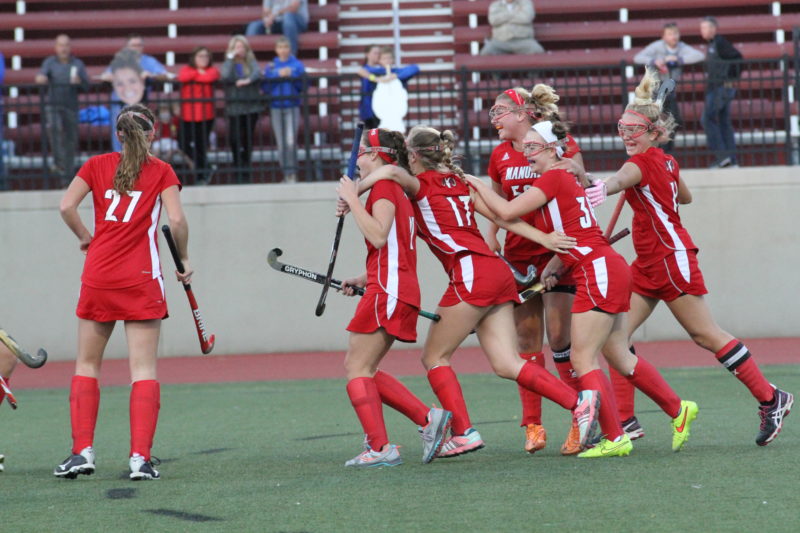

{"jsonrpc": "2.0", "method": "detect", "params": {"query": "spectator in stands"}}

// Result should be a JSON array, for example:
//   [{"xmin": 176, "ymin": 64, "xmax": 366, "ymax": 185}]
[
  {"xmin": 35, "ymin": 34, "xmax": 90, "ymax": 183},
  {"xmin": 634, "ymin": 23, "xmax": 704, "ymax": 153},
  {"xmin": 700, "ymin": 16, "xmax": 742, "ymax": 168},
  {"xmin": 0, "ymin": 50, "xmax": 5, "ymax": 186},
  {"xmin": 102, "ymin": 35, "xmax": 170, "ymax": 152},
  {"xmin": 152, "ymin": 101, "xmax": 195, "ymax": 179},
  {"xmin": 357, "ymin": 46, "xmax": 419, "ymax": 130},
  {"xmin": 480, "ymin": 0, "xmax": 544, "ymax": 56},
  {"xmin": 178, "ymin": 46, "xmax": 220, "ymax": 185},
  {"xmin": 263, "ymin": 36, "xmax": 305, "ymax": 183},
  {"xmin": 245, "ymin": 0, "xmax": 309, "ymax": 57},
  {"xmin": 221, "ymin": 35, "xmax": 263, "ymax": 183}
]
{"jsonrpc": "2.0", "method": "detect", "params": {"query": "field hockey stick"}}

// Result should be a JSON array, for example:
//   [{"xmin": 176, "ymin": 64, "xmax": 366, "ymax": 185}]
[
  {"xmin": 519, "ymin": 228, "xmax": 631, "ymax": 302},
  {"xmin": 495, "ymin": 252, "xmax": 537, "ymax": 285},
  {"xmin": 0, "ymin": 375, "xmax": 17, "ymax": 409},
  {"xmin": 655, "ymin": 78, "xmax": 676, "ymax": 108},
  {"xmin": 161, "ymin": 225, "xmax": 216, "ymax": 354},
  {"xmin": 0, "ymin": 326, "xmax": 47, "ymax": 369},
  {"xmin": 604, "ymin": 194, "xmax": 626, "ymax": 240},
  {"xmin": 316, "ymin": 122, "xmax": 365, "ymax": 317},
  {"xmin": 269, "ymin": 248, "xmax": 441, "ymax": 322}
]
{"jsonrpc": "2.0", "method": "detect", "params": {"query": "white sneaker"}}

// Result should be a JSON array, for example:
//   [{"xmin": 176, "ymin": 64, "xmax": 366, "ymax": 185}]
[
  {"xmin": 54, "ymin": 446, "xmax": 95, "ymax": 478},
  {"xmin": 419, "ymin": 407, "xmax": 452, "ymax": 464},
  {"xmin": 344, "ymin": 444, "xmax": 403, "ymax": 467},
  {"xmin": 129, "ymin": 453, "xmax": 161, "ymax": 480}
]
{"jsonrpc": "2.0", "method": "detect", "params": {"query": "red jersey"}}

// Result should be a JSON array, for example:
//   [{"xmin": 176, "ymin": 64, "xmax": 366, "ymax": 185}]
[
  {"xmin": 363, "ymin": 180, "xmax": 420, "ymax": 308},
  {"xmin": 158, "ymin": 116, "xmax": 179, "ymax": 140},
  {"xmin": 177, "ymin": 65, "xmax": 220, "ymax": 122},
  {"xmin": 413, "ymin": 170, "xmax": 495, "ymax": 272},
  {"xmin": 78, "ymin": 153, "xmax": 181, "ymax": 289},
  {"xmin": 623, "ymin": 147, "xmax": 698, "ymax": 266},
  {"xmin": 488, "ymin": 135, "xmax": 581, "ymax": 261},
  {"xmin": 532, "ymin": 168, "xmax": 609, "ymax": 268}
]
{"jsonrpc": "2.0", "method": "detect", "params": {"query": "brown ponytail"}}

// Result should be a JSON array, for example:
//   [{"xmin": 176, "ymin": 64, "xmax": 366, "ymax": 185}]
[
  {"xmin": 406, "ymin": 125, "xmax": 466, "ymax": 181},
  {"xmin": 113, "ymin": 104, "xmax": 155, "ymax": 194},
  {"xmin": 361, "ymin": 128, "xmax": 411, "ymax": 172}
]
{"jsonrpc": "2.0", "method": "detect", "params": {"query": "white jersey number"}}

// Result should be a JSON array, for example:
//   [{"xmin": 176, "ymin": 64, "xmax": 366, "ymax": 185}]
[
  {"xmin": 104, "ymin": 189, "xmax": 142, "ymax": 223},
  {"xmin": 576, "ymin": 197, "xmax": 597, "ymax": 229},
  {"xmin": 446, "ymin": 195, "xmax": 473, "ymax": 227}
]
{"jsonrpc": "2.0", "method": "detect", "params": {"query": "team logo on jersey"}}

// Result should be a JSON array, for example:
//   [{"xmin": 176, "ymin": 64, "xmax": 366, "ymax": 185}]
[
  {"xmin": 504, "ymin": 166, "xmax": 533, "ymax": 181},
  {"xmin": 665, "ymin": 159, "xmax": 675, "ymax": 172},
  {"xmin": 442, "ymin": 176, "xmax": 458, "ymax": 188},
  {"xmin": 501, "ymin": 152, "xmax": 510, "ymax": 161}
]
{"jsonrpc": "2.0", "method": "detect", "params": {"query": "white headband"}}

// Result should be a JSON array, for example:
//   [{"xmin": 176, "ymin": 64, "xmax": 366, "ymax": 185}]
[{"xmin": 531, "ymin": 120, "xmax": 564, "ymax": 157}]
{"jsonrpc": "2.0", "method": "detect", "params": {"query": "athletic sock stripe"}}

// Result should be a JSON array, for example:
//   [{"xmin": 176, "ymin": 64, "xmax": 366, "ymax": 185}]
[
  {"xmin": 718, "ymin": 343, "xmax": 750, "ymax": 371},
  {"xmin": 552, "ymin": 347, "xmax": 571, "ymax": 363}
]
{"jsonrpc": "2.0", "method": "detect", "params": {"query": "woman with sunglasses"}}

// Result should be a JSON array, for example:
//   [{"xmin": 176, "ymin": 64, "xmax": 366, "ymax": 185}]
[
  {"xmin": 335, "ymin": 128, "xmax": 453, "ymax": 468},
  {"xmin": 582, "ymin": 69, "xmax": 792, "ymax": 447},
  {"xmin": 353, "ymin": 125, "xmax": 602, "ymax": 459},
  {"xmin": 469, "ymin": 116, "xmax": 699, "ymax": 457},
  {"xmin": 485, "ymin": 84, "xmax": 584, "ymax": 455}
]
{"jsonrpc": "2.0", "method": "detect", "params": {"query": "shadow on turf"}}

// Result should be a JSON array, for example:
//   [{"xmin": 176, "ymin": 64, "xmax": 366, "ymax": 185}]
[
  {"xmin": 106, "ymin": 488, "xmax": 136, "ymax": 499},
  {"xmin": 145, "ymin": 509, "xmax": 223, "ymax": 522},
  {"xmin": 297, "ymin": 419, "xmax": 518, "ymax": 441}
]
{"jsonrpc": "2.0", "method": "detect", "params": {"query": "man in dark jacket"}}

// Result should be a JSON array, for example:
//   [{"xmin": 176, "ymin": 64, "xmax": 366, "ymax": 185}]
[{"xmin": 700, "ymin": 16, "xmax": 742, "ymax": 168}]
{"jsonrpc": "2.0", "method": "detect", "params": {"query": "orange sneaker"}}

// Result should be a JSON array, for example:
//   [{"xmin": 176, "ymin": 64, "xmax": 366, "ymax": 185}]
[
  {"xmin": 524, "ymin": 424, "xmax": 547, "ymax": 454},
  {"xmin": 560, "ymin": 422, "xmax": 582, "ymax": 455}
]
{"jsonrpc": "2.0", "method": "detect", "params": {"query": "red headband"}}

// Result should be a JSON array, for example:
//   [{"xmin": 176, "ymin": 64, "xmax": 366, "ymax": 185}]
[
  {"xmin": 504, "ymin": 89, "xmax": 524, "ymax": 106},
  {"xmin": 368, "ymin": 128, "xmax": 397, "ymax": 164}
]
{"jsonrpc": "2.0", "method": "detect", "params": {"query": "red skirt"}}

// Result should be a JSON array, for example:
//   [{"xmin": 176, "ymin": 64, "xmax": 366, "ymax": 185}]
[
  {"xmin": 77, "ymin": 278, "xmax": 168, "ymax": 322},
  {"xmin": 439, "ymin": 253, "xmax": 520, "ymax": 307},
  {"xmin": 347, "ymin": 290, "xmax": 419, "ymax": 343},
  {"xmin": 631, "ymin": 250, "xmax": 708, "ymax": 302},
  {"xmin": 571, "ymin": 250, "xmax": 631, "ymax": 314}
]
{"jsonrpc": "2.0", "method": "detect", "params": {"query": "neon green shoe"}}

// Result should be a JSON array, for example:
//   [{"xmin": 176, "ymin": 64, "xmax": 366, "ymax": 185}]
[
  {"xmin": 578, "ymin": 434, "xmax": 633, "ymax": 458},
  {"xmin": 671, "ymin": 400, "xmax": 699, "ymax": 452}
]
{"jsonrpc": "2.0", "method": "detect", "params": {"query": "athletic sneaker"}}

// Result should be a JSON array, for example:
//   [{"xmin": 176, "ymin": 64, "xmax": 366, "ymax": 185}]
[
  {"xmin": 578, "ymin": 434, "xmax": 633, "ymax": 458},
  {"xmin": 588, "ymin": 416, "xmax": 646, "ymax": 448},
  {"xmin": 54, "ymin": 446, "xmax": 96, "ymax": 479},
  {"xmin": 129, "ymin": 454, "xmax": 161, "ymax": 480},
  {"xmin": 560, "ymin": 422, "xmax": 582, "ymax": 456},
  {"xmin": 671, "ymin": 400, "xmax": 699, "ymax": 452},
  {"xmin": 756, "ymin": 388, "xmax": 794, "ymax": 446},
  {"xmin": 524, "ymin": 424, "xmax": 547, "ymax": 454},
  {"xmin": 344, "ymin": 444, "xmax": 403, "ymax": 468},
  {"xmin": 622, "ymin": 416, "xmax": 646, "ymax": 440},
  {"xmin": 437, "ymin": 428, "xmax": 485, "ymax": 458},
  {"xmin": 419, "ymin": 407, "xmax": 452, "ymax": 464},
  {"xmin": 573, "ymin": 390, "xmax": 600, "ymax": 450}
]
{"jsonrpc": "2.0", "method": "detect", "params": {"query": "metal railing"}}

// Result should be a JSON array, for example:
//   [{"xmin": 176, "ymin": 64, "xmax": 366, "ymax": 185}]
[{"xmin": 1, "ymin": 54, "xmax": 797, "ymax": 190}]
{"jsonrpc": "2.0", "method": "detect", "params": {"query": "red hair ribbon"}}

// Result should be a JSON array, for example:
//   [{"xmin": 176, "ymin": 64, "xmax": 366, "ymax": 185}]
[
  {"xmin": 504, "ymin": 89, "xmax": 524, "ymax": 106},
  {"xmin": 368, "ymin": 128, "xmax": 397, "ymax": 164}
]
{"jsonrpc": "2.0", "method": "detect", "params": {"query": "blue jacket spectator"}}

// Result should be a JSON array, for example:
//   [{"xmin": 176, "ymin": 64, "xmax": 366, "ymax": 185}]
[
  {"xmin": 357, "ymin": 46, "xmax": 419, "ymax": 129},
  {"xmin": 263, "ymin": 53, "xmax": 305, "ymax": 108},
  {"xmin": 262, "ymin": 37, "xmax": 305, "ymax": 183}
]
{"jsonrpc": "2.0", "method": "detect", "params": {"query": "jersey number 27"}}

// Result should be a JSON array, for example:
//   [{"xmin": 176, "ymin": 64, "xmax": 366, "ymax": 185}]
[{"xmin": 104, "ymin": 189, "xmax": 142, "ymax": 223}]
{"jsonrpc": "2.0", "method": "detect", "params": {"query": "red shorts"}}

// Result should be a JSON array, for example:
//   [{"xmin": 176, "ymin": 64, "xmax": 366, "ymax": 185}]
[
  {"xmin": 439, "ymin": 253, "xmax": 519, "ymax": 307},
  {"xmin": 507, "ymin": 254, "xmax": 575, "ymax": 289},
  {"xmin": 631, "ymin": 250, "xmax": 708, "ymax": 302},
  {"xmin": 76, "ymin": 278, "xmax": 168, "ymax": 322},
  {"xmin": 347, "ymin": 290, "xmax": 419, "ymax": 343},
  {"xmin": 571, "ymin": 250, "xmax": 631, "ymax": 314}
]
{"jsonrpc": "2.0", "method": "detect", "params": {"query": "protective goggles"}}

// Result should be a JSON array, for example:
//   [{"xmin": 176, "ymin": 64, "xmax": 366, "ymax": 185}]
[
  {"xmin": 617, "ymin": 121, "xmax": 652, "ymax": 139},
  {"xmin": 357, "ymin": 146, "xmax": 397, "ymax": 159},
  {"xmin": 522, "ymin": 140, "xmax": 564, "ymax": 158}
]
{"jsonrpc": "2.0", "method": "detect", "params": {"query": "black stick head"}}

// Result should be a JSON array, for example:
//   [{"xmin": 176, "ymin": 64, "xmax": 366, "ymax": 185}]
[{"xmin": 315, "ymin": 303, "xmax": 326, "ymax": 316}]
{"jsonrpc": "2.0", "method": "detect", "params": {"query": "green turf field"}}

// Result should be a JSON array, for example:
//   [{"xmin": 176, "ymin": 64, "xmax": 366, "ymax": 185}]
[{"xmin": 2, "ymin": 365, "xmax": 799, "ymax": 533}]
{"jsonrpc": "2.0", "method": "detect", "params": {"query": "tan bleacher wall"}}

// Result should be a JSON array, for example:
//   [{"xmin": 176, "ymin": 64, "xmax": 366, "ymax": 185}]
[{"xmin": 0, "ymin": 166, "xmax": 797, "ymax": 361}]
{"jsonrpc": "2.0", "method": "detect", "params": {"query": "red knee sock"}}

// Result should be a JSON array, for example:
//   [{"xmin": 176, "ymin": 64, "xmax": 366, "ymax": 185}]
[
  {"xmin": 373, "ymin": 370, "xmax": 429, "ymax": 426},
  {"xmin": 427, "ymin": 366, "xmax": 472, "ymax": 436},
  {"xmin": 346, "ymin": 377, "xmax": 388, "ymax": 452},
  {"xmin": 609, "ymin": 366, "xmax": 636, "ymax": 420},
  {"xmin": 130, "ymin": 380, "xmax": 160, "ymax": 461},
  {"xmin": 516, "ymin": 360, "xmax": 577, "ymax": 411},
  {"xmin": 716, "ymin": 339, "xmax": 774, "ymax": 403},
  {"xmin": 552, "ymin": 345, "xmax": 580, "ymax": 391},
  {"xmin": 579, "ymin": 369, "xmax": 623, "ymax": 442},
  {"xmin": 625, "ymin": 357, "xmax": 682, "ymax": 418},
  {"xmin": 518, "ymin": 352, "xmax": 544, "ymax": 426},
  {"xmin": 0, "ymin": 376, "xmax": 8, "ymax": 405},
  {"xmin": 70, "ymin": 375, "xmax": 100, "ymax": 454}
]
